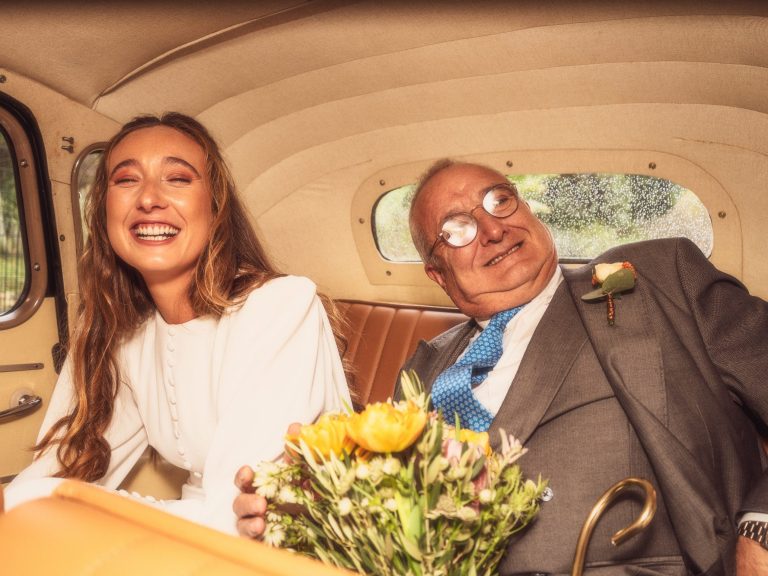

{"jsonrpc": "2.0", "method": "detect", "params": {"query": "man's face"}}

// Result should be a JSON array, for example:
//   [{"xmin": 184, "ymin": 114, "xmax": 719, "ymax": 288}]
[{"xmin": 413, "ymin": 163, "xmax": 558, "ymax": 319}]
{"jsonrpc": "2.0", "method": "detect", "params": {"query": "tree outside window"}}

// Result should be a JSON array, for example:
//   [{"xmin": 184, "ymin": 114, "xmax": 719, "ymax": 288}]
[
  {"xmin": 0, "ymin": 132, "xmax": 25, "ymax": 314},
  {"xmin": 373, "ymin": 173, "xmax": 712, "ymax": 263}
]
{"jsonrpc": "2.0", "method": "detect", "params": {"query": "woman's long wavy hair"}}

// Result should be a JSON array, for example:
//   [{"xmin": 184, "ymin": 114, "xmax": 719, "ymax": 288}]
[{"xmin": 36, "ymin": 112, "xmax": 350, "ymax": 481}]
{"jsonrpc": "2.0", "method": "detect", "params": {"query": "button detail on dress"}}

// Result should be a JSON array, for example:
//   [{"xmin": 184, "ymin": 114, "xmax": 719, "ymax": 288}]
[
  {"xmin": 168, "ymin": 327, "xmax": 176, "ymax": 336},
  {"xmin": 540, "ymin": 487, "xmax": 554, "ymax": 502},
  {"xmin": 167, "ymin": 343, "xmax": 175, "ymax": 352}
]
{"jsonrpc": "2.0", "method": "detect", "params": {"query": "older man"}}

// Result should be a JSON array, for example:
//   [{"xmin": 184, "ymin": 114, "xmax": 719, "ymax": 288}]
[
  {"xmin": 235, "ymin": 160, "xmax": 768, "ymax": 575},
  {"xmin": 397, "ymin": 159, "xmax": 768, "ymax": 575}
]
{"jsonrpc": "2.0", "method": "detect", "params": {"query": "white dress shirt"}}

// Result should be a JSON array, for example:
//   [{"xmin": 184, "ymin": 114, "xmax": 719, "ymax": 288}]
[{"xmin": 471, "ymin": 267, "xmax": 563, "ymax": 416}]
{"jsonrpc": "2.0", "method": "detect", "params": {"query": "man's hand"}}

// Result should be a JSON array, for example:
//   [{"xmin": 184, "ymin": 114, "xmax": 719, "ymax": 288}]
[
  {"xmin": 736, "ymin": 536, "xmax": 768, "ymax": 575},
  {"xmin": 233, "ymin": 465, "xmax": 267, "ymax": 539}
]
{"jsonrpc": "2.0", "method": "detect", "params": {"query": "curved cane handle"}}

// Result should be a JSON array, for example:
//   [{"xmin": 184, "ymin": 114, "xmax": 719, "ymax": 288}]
[{"xmin": 571, "ymin": 477, "xmax": 657, "ymax": 576}]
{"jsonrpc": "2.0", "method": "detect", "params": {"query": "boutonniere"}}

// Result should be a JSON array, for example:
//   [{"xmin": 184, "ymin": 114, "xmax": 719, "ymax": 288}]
[{"xmin": 581, "ymin": 261, "xmax": 637, "ymax": 325}]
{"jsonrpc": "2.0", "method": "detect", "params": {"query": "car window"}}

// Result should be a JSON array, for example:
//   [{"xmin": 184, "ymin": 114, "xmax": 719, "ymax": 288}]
[
  {"xmin": 0, "ymin": 101, "xmax": 49, "ymax": 328},
  {"xmin": 71, "ymin": 145, "xmax": 104, "ymax": 255},
  {"xmin": 373, "ymin": 173, "xmax": 712, "ymax": 262},
  {"xmin": 0, "ymin": 128, "xmax": 25, "ymax": 315}
]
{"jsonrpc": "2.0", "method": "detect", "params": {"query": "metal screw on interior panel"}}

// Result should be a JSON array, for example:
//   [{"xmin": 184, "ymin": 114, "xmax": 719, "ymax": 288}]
[
  {"xmin": 59, "ymin": 234, "xmax": 65, "ymax": 241},
  {"xmin": 358, "ymin": 217, "xmax": 365, "ymax": 224},
  {"xmin": 649, "ymin": 162, "xmax": 657, "ymax": 170},
  {"xmin": 718, "ymin": 211, "xmax": 726, "ymax": 219},
  {"xmin": 33, "ymin": 263, "xmax": 41, "ymax": 271},
  {"xmin": 385, "ymin": 270, "xmax": 392, "ymax": 276},
  {"xmin": 61, "ymin": 136, "xmax": 75, "ymax": 153},
  {"xmin": 0, "ymin": 75, "xmax": 6, "ymax": 83},
  {"xmin": 506, "ymin": 160, "xmax": 513, "ymax": 167},
  {"xmin": 379, "ymin": 179, "xmax": 386, "ymax": 186},
  {"xmin": 19, "ymin": 159, "xmax": 28, "ymax": 168}
]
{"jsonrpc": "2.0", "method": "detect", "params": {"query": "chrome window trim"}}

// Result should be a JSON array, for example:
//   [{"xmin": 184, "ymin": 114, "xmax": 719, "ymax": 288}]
[{"xmin": 69, "ymin": 142, "xmax": 105, "ymax": 258}]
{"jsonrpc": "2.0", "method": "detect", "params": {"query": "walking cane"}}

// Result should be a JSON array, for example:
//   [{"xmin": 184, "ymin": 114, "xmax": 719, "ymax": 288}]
[{"xmin": 571, "ymin": 477, "xmax": 657, "ymax": 576}]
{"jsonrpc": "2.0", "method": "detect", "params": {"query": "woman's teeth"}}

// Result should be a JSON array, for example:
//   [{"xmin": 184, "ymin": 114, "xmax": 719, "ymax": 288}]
[{"xmin": 134, "ymin": 224, "xmax": 179, "ymax": 240}]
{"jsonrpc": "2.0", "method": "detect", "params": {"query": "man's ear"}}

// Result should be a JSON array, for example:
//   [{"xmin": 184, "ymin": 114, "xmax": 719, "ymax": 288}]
[{"xmin": 425, "ymin": 263, "xmax": 447, "ymax": 290}]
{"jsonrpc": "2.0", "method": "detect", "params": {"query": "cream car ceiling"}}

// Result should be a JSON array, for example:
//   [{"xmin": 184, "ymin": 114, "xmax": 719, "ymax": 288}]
[{"xmin": 3, "ymin": 0, "xmax": 768, "ymax": 302}]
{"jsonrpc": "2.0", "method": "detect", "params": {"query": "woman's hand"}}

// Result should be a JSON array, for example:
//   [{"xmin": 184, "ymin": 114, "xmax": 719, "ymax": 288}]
[
  {"xmin": 233, "ymin": 465, "xmax": 267, "ymax": 538},
  {"xmin": 233, "ymin": 423, "xmax": 302, "ymax": 539}
]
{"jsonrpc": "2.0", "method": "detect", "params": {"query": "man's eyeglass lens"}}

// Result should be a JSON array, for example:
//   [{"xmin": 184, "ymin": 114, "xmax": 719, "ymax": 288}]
[{"xmin": 436, "ymin": 185, "xmax": 519, "ymax": 250}]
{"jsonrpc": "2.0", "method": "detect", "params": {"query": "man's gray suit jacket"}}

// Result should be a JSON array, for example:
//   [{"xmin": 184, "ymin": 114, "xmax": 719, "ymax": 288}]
[{"xmin": 402, "ymin": 238, "xmax": 768, "ymax": 576}]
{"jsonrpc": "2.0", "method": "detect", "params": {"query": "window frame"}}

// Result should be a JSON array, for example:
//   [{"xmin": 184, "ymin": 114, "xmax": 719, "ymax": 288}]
[
  {"xmin": 70, "ymin": 142, "xmax": 105, "ymax": 258},
  {"xmin": 0, "ymin": 103, "xmax": 48, "ymax": 329},
  {"xmin": 351, "ymin": 151, "xmax": 737, "ymax": 289}
]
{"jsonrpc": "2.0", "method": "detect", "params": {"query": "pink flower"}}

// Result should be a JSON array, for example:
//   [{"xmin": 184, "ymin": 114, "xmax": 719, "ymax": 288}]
[{"xmin": 442, "ymin": 437, "xmax": 464, "ymax": 465}]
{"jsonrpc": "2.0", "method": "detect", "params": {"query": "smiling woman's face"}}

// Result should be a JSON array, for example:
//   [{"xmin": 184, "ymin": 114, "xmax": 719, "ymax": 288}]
[
  {"xmin": 105, "ymin": 126, "xmax": 213, "ymax": 290},
  {"xmin": 414, "ymin": 163, "xmax": 558, "ymax": 319}
]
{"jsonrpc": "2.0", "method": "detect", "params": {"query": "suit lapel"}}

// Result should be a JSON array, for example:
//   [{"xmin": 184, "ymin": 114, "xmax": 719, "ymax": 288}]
[
  {"xmin": 561, "ymin": 265, "xmax": 668, "ymax": 422},
  {"xmin": 403, "ymin": 320, "xmax": 477, "ymax": 395},
  {"xmin": 489, "ymin": 281, "xmax": 587, "ymax": 448}
]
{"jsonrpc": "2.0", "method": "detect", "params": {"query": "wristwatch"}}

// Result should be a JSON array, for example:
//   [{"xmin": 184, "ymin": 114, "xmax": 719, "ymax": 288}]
[{"xmin": 738, "ymin": 520, "xmax": 768, "ymax": 549}]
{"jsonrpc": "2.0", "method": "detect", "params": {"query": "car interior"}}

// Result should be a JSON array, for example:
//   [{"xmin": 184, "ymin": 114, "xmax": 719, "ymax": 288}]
[{"xmin": 1, "ymin": 1, "xmax": 767, "ymax": 573}]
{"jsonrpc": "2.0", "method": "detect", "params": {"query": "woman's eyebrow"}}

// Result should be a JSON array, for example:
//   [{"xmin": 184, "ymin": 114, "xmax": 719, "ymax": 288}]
[
  {"xmin": 108, "ymin": 157, "xmax": 202, "ymax": 179},
  {"xmin": 108, "ymin": 158, "xmax": 137, "ymax": 179},
  {"xmin": 165, "ymin": 156, "xmax": 201, "ymax": 177}
]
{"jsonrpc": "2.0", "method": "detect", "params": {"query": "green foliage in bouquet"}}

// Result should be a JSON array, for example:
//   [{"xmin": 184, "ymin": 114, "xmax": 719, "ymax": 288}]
[{"xmin": 253, "ymin": 371, "xmax": 547, "ymax": 576}]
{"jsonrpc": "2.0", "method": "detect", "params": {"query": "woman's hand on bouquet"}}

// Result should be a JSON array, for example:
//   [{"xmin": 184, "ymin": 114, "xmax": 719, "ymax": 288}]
[
  {"xmin": 234, "ymin": 465, "xmax": 267, "ymax": 538},
  {"xmin": 233, "ymin": 423, "xmax": 302, "ymax": 539}
]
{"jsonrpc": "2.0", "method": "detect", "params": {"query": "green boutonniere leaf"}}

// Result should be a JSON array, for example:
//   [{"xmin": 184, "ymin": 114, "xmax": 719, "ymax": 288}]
[
  {"xmin": 581, "ymin": 268, "xmax": 636, "ymax": 301},
  {"xmin": 582, "ymin": 261, "xmax": 637, "ymax": 325}
]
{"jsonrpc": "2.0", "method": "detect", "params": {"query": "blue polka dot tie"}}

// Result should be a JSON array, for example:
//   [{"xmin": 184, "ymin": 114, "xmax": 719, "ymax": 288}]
[{"xmin": 431, "ymin": 307, "xmax": 523, "ymax": 431}]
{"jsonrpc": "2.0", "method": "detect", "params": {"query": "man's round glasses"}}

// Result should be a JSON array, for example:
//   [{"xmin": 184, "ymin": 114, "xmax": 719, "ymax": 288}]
[{"xmin": 428, "ymin": 182, "xmax": 520, "ymax": 258}]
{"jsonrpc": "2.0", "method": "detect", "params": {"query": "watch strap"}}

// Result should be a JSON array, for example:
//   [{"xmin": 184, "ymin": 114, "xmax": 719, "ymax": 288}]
[{"xmin": 738, "ymin": 520, "xmax": 768, "ymax": 549}]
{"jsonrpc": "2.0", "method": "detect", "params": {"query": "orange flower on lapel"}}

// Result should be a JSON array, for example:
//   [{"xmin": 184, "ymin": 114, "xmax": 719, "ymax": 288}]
[{"xmin": 581, "ymin": 261, "xmax": 636, "ymax": 325}]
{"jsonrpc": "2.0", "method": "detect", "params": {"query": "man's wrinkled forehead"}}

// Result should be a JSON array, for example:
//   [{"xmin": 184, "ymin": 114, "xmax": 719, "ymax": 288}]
[
  {"xmin": 426, "ymin": 164, "xmax": 505, "ymax": 196},
  {"xmin": 420, "ymin": 164, "xmax": 507, "ymax": 213}
]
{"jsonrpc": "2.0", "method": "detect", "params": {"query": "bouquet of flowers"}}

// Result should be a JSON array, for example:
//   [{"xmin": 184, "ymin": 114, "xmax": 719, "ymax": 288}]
[{"xmin": 253, "ymin": 371, "xmax": 547, "ymax": 576}]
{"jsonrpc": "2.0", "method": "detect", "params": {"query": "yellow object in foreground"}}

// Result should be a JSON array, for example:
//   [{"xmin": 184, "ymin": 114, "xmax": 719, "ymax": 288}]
[
  {"xmin": 289, "ymin": 413, "xmax": 355, "ymax": 458},
  {"xmin": 0, "ymin": 480, "xmax": 357, "ymax": 576},
  {"xmin": 455, "ymin": 428, "xmax": 492, "ymax": 456},
  {"xmin": 346, "ymin": 400, "xmax": 427, "ymax": 453}
]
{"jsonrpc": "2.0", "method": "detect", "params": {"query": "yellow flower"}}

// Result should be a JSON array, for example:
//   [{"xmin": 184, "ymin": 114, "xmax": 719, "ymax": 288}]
[
  {"xmin": 346, "ymin": 401, "xmax": 427, "ymax": 453},
  {"xmin": 287, "ymin": 413, "xmax": 355, "ymax": 458},
  {"xmin": 457, "ymin": 429, "xmax": 492, "ymax": 456}
]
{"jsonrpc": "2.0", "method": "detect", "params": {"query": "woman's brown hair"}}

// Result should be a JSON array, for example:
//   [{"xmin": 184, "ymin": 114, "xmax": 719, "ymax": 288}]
[{"xmin": 36, "ymin": 112, "xmax": 350, "ymax": 480}]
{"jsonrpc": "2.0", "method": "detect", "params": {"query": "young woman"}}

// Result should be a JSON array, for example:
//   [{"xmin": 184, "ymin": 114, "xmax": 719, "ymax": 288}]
[{"xmin": 5, "ymin": 113, "xmax": 350, "ymax": 534}]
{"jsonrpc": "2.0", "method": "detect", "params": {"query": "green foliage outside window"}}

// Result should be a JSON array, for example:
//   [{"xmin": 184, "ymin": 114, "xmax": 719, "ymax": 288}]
[
  {"xmin": 373, "ymin": 173, "xmax": 712, "ymax": 262},
  {"xmin": 0, "ymin": 132, "xmax": 25, "ymax": 314}
]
